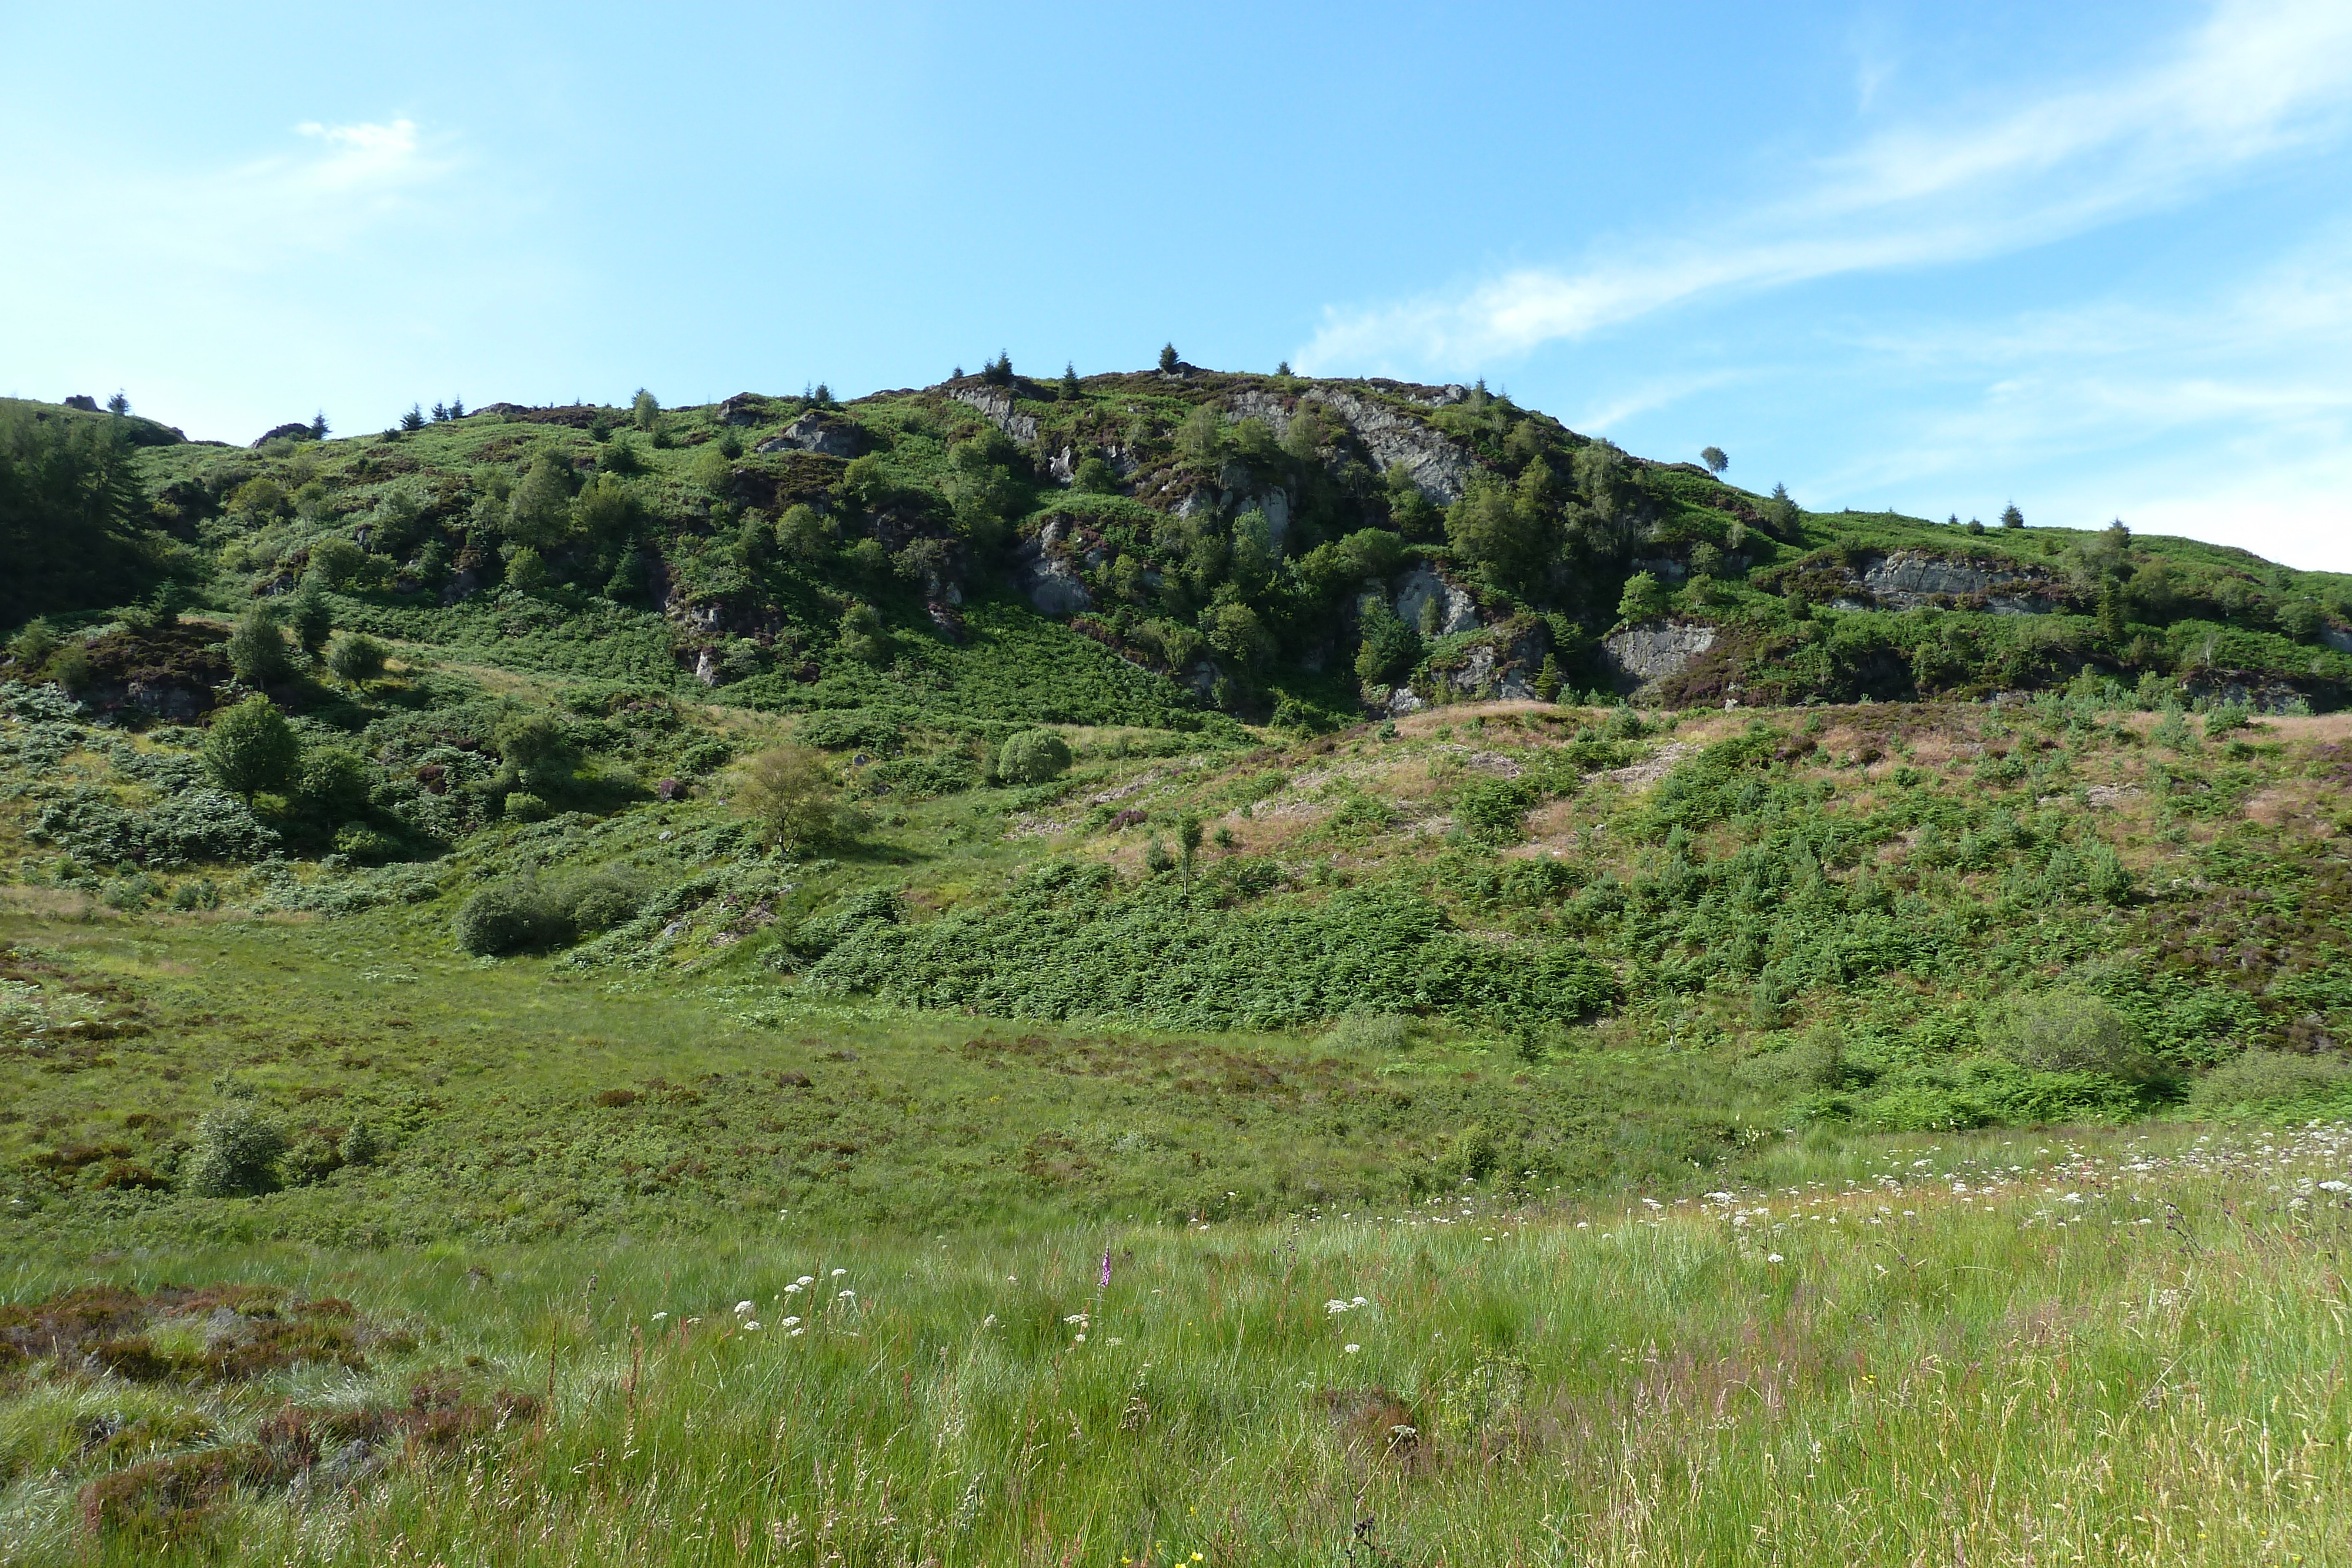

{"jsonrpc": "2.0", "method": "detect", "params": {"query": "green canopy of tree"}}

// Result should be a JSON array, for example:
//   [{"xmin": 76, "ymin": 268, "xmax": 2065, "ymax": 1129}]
[{"xmin": 0, "ymin": 407, "xmax": 168, "ymax": 625}]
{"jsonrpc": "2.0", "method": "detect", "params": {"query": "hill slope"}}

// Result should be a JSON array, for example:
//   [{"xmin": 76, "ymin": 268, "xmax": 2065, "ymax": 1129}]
[{"xmin": 5, "ymin": 366, "xmax": 2352, "ymax": 1246}]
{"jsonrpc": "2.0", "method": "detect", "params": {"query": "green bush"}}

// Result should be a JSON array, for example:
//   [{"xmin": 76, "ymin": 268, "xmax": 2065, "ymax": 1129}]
[
  {"xmin": 503, "ymin": 791, "xmax": 551, "ymax": 822},
  {"xmin": 455, "ymin": 880, "xmax": 569, "ymax": 955},
  {"xmin": 1733, "ymin": 1032, "xmax": 1842, "ymax": 1093},
  {"xmin": 333, "ymin": 824, "xmax": 400, "ymax": 862},
  {"xmin": 325, "ymin": 631, "xmax": 386, "ymax": 683},
  {"xmin": 2190, "ymin": 1051, "xmax": 2352, "ymax": 1114},
  {"xmin": 202, "ymin": 696, "xmax": 300, "ymax": 798},
  {"xmin": 185, "ymin": 1102, "xmax": 286, "ymax": 1197},
  {"xmin": 1323, "ymin": 1012, "xmax": 1417, "ymax": 1052},
  {"xmin": 997, "ymin": 729, "xmax": 1073, "ymax": 784},
  {"xmin": 225, "ymin": 606, "xmax": 292, "ymax": 686},
  {"xmin": 1986, "ymin": 990, "xmax": 2147, "ymax": 1076},
  {"xmin": 1455, "ymin": 778, "xmax": 1536, "ymax": 844},
  {"xmin": 295, "ymin": 748, "xmax": 371, "ymax": 821}
]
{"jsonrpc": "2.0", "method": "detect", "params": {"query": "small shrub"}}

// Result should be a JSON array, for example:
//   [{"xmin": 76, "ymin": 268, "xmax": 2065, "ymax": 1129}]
[
  {"xmin": 2190, "ymin": 1050, "xmax": 2352, "ymax": 1112},
  {"xmin": 503, "ymin": 791, "xmax": 550, "ymax": 822},
  {"xmin": 333, "ymin": 825, "xmax": 399, "ymax": 863},
  {"xmin": 202, "ymin": 696, "xmax": 300, "ymax": 799},
  {"xmin": 1324, "ymin": 1012, "xmax": 1416, "ymax": 1051},
  {"xmin": 295, "ymin": 748, "xmax": 371, "ymax": 821},
  {"xmin": 1987, "ymin": 990, "xmax": 2148, "ymax": 1076},
  {"xmin": 1455, "ymin": 778, "xmax": 1535, "ymax": 844},
  {"xmin": 49, "ymin": 644, "xmax": 96, "ymax": 694},
  {"xmin": 1073, "ymin": 456, "xmax": 1118, "ymax": 494},
  {"xmin": 736, "ymin": 744, "xmax": 849, "ymax": 852},
  {"xmin": 226, "ymin": 607, "xmax": 293, "ymax": 687},
  {"xmin": 1733, "ymin": 1032, "xmax": 1842, "ymax": 1093},
  {"xmin": 563, "ymin": 868, "xmax": 646, "ymax": 932},
  {"xmin": 997, "ymin": 729, "xmax": 1072, "ymax": 784},
  {"xmin": 325, "ymin": 631, "xmax": 386, "ymax": 683},
  {"xmin": 454, "ymin": 880, "xmax": 569, "ymax": 956},
  {"xmin": 186, "ymin": 1104, "xmax": 286, "ymax": 1197},
  {"xmin": 340, "ymin": 1118, "xmax": 383, "ymax": 1165}
]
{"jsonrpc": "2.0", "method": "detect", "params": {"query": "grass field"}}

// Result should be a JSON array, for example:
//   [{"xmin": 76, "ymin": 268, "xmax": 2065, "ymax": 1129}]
[
  {"xmin": 2, "ymin": 1121, "xmax": 2347, "ymax": 1564},
  {"xmin": 12, "ymin": 648, "xmax": 2352, "ymax": 1560}
]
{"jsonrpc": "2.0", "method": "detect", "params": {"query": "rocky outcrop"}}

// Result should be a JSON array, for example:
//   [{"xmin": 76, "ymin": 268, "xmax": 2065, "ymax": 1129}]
[
  {"xmin": 1602, "ymin": 621, "xmax": 1716, "ymax": 690},
  {"xmin": 715, "ymin": 393, "xmax": 778, "ymax": 427},
  {"xmin": 950, "ymin": 386, "xmax": 1038, "ymax": 444},
  {"xmin": 1223, "ymin": 387, "xmax": 1478, "ymax": 504},
  {"xmin": 1393, "ymin": 567, "xmax": 1480, "ymax": 636},
  {"xmin": 1838, "ymin": 550, "xmax": 2057, "ymax": 614},
  {"xmin": 252, "ymin": 422, "xmax": 313, "ymax": 447},
  {"xmin": 1013, "ymin": 519, "xmax": 1092, "ymax": 617},
  {"xmin": 756, "ymin": 412, "xmax": 857, "ymax": 457}
]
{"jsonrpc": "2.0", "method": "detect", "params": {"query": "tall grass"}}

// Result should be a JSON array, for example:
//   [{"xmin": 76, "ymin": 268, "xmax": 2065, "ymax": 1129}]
[{"xmin": 5, "ymin": 1122, "xmax": 2348, "ymax": 1564}]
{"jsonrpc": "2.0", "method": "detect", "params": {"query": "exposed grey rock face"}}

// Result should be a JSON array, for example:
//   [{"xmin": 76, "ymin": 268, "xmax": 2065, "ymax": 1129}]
[
  {"xmin": 1855, "ymin": 550, "xmax": 2055, "ymax": 612},
  {"xmin": 950, "ymin": 386, "xmax": 1038, "ymax": 444},
  {"xmin": 1602, "ymin": 621, "xmax": 1716, "ymax": 689},
  {"xmin": 1013, "ymin": 519, "xmax": 1093, "ymax": 617},
  {"xmin": 1394, "ymin": 567, "xmax": 1480, "ymax": 636},
  {"xmin": 1449, "ymin": 644, "xmax": 1497, "ymax": 694},
  {"xmin": 693, "ymin": 648, "xmax": 721, "ymax": 687},
  {"xmin": 1314, "ymin": 389, "xmax": 1476, "ymax": 504},
  {"xmin": 1222, "ymin": 387, "xmax": 1478, "ymax": 504},
  {"xmin": 2324, "ymin": 628, "xmax": 2352, "ymax": 655},
  {"xmin": 755, "ymin": 412, "xmax": 857, "ymax": 457},
  {"xmin": 1048, "ymin": 446, "xmax": 1077, "ymax": 484}
]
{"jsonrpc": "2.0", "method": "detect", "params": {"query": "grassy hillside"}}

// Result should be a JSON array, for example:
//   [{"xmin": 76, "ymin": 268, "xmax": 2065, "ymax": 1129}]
[{"xmin": 7, "ymin": 367, "xmax": 2352, "ymax": 1556}]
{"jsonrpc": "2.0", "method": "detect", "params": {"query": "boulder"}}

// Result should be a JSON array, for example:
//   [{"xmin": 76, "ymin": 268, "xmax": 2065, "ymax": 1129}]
[
  {"xmin": 252, "ymin": 422, "xmax": 313, "ymax": 447},
  {"xmin": 62, "ymin": 394, "xmax": 99, "ymax": 412}
]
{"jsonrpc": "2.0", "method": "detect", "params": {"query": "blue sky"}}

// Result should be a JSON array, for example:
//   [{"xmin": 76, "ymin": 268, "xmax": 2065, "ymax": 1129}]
[{"xmin": 6, "ymin": 1, "xmax": 2350, "ymax": 567}]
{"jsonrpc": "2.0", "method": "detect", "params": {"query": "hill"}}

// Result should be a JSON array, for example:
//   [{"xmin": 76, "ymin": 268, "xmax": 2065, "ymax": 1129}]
[{"xmin": 6, "ymin": 365, "xmax": 2352, "ymax": 1558}]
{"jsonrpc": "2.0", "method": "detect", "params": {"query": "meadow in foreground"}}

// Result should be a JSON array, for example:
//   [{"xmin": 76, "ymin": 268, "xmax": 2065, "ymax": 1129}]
[{"xmin": 4, "ymin": 1121, "xmax": 2347, "ymax": 1566}]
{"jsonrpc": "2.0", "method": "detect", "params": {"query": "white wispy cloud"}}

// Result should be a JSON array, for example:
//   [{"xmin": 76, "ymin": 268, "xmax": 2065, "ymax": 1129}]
[
  {"xmin": 289, "ymin": 118, "xmax": 427, "ymax": 193},
  {"xmin": 1295, "ymin": 0, "xmax": 2352, "ymax": 375}
]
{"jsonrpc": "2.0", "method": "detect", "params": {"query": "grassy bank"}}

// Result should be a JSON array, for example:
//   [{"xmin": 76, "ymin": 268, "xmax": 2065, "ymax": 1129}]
[{"xmin": 5, "ymin": 1121, "xmax": 2347, "ymax": 1564}]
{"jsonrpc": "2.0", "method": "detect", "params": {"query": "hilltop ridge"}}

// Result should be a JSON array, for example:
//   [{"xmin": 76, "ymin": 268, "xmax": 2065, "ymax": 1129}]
[{"xmin": 7, "ymin": 363, "xmax": 2351, "ymax": 726}]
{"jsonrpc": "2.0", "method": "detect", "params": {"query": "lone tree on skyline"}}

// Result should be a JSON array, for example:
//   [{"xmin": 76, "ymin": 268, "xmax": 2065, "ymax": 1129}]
[
  {"xmin": 1700, "ymin": 446, "xmax": 1728, "ymax": 474},
  {"xmin": 1158, "ymin": 343, "xmax": 1180, "ymax": 373},
  {"xmin": 2002, "ymin": 503, "xmax": 2025, "ymax": 529}
]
